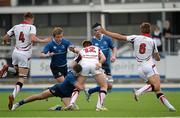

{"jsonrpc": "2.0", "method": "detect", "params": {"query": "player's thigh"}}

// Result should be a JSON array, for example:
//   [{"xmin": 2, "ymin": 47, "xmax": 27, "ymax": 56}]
[
  {"xmin": 40, "ymin": 89, "xmax": 53, "ymax": 99},
  {"xmin": 18, "ymin": 67, "xmax": 29, "ymax": 76},
  {"xmin": 50, "ymin": 66, "xmax": 67, "ymax": 80},
  {"xmin": 17, "ymin": 67, "xmax": 29, "ymax": 83},
  {"xmin": 95, "ymin": 73, "xmax": 107, "ymax": 87},
  {"xmin": 147, "ymin": 74, "xmax": 161, "ymax": 91}
]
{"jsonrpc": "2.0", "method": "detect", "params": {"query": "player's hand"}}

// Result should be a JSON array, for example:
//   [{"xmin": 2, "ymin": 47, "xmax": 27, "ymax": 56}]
[
  {"xmin": 96, "ymin": 63, "xmax": 102, "ymax": 69},
  {"xmin": 97, "ymin": 27, "xmax": 106, "ymax": 34},
  {"xmin": 47, "ymin": 52, "xmax": 55, "ymax": 57},
  {"xmin": 110, "ymin": 56, "xmax": 116, "ymax": 62}
]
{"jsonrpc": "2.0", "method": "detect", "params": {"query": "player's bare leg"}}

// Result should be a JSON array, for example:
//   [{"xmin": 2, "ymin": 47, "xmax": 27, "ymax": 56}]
[
  {"xmin": 70, "ymin": 76, "xmax": 86, "ymax": 104},
  {"xmin": 8, "ymin": 67, "xmax": 28, "ymax": 110},
  {"xmin": 134, "ymin": 74, "xmax": 176, "ymax": 111},
  {"xmin": 148, "ymin": 75, "xmax": 176, "ymax": 112},
  {"xmin": 64, "ymin": 75, "xmax": 86, "ymax": 110},
  {"xmin": 11, "ymin": 90, "xmax": 53, "ymax": 110},
  {"xmin": 95, "ymin": 73, "xmax": 108, "ymax": 111}
]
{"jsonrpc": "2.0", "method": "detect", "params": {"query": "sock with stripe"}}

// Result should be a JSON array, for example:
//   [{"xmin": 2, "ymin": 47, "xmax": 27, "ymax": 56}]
[
  {"xmin": 96, "ymin": 90, "xmax": 107, "ymax": 109},
  {"xmin": 135, "ymin": 84, "xmax": 154, "ymax": 96}
]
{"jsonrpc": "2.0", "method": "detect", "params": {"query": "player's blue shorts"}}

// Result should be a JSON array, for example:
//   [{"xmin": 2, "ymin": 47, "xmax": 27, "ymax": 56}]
[
  {"xmin": 102, "ymin": 63, "xmax": 111, "ymax": 75},
  {"xmin": 48, "ymin": 84, "xmax": 71, "ymax": 98},
  {"xmin": 50, "ymin": 65, "xmax": 67, "ymax": 79}
]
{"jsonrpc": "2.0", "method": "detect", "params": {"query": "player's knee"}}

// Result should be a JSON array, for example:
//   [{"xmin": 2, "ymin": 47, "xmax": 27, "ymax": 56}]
[
  {"xmin": 153, "ymin": 84, "xmax": 160, "ymax": 92},
  {"xmin": 101, "ymin": 84, "xmax": 108, "ymax": 90},
  {"xmin": 19, "ymin": 74, "xmax": 28, "ymax": 79}
]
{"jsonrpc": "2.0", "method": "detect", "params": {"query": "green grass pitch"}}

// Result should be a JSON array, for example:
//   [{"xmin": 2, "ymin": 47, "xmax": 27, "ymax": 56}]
[{"xmin": 0, "ymin": 91, "xmax": 180, "ymax": 117}]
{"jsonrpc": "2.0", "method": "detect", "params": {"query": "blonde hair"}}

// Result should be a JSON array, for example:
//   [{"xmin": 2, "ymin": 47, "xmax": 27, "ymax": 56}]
[{"xmin": 52, "ymin": 27, "xmax": 63, "ymax": 37}]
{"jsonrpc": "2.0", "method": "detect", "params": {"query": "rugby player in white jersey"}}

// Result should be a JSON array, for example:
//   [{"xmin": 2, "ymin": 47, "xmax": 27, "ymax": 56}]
[
  {"xmin": 1, "ymin": 12, "xmax": 49, "ymax": 110},
  {"xmin": 65, "ymin": 40, "xmax": 108, "ymax": 111},
  {"xmin": 98, "ymin": 22, "xmax": 176, "ymax": 112}
]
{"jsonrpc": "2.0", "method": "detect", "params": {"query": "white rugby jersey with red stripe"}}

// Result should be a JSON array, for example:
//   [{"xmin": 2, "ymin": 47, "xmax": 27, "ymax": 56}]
[
  {"xmin": 127, "ymin": 34, "xmax": 158, "ymax": 62},
  {"xmin": 7, "ymin": 21, "xmax": 36, "ymax": 51}
]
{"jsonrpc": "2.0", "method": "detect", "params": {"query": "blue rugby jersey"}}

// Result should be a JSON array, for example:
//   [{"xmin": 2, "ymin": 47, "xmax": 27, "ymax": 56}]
[
  {"xmin": 56, "ymin": 71, "xmax": 77, "ymax": 95},
  {"xmin": 91, "ymin": 34, "xmax": 115, "ymax": 66},
  {"xmin": 42, "ymin": 38, "xmax": 73, "ymax": 67}
]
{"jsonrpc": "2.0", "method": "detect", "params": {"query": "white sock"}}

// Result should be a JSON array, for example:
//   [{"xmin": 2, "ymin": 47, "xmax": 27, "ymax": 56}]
[
  {"xmin": 96, "ymin": 90, "xmax": 107, "ymax": 108},
  {"xmin": 8, "ymin": 67, "xmax": 17, "ymax": 74},
  {"xmin": 12, "ymin": 85, "xmax": 21, "ymax": 98},
  {"xmin": 70, "ymin": 90, "xmax": 79, "ymax": 105},
  {"xmin": 136, "ymin": 84, "xmax": 153, "ymax": 96},
  {"xmin": 158, "ymin": 94, "xmax": 175, "ymax": 109}
]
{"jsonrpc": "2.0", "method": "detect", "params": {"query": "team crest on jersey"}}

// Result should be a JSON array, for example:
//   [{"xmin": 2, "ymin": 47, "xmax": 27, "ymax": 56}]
[
  {"xmin": 103, "ymin": 41, "xmax": 107, "ymax": 45},
  {"xmin": 95, "ymin": 43, "xmax": 99, "ymax": 46},
  {"xmin": 61, "ymin": 45, "xmax": 65, "ymax": 49},
  {"xmin": 53, "ymin": 46, "xmax": 57, "ymax": 49}
]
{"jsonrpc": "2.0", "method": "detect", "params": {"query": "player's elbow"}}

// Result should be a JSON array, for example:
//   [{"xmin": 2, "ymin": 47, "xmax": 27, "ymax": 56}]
[
  {"xmin": 155, "ymin": 57, "xmax": 160, "ymax": 61},
  {"xmin": 153, "ymin": 53, "xmax": 160, "ymax": 61}
]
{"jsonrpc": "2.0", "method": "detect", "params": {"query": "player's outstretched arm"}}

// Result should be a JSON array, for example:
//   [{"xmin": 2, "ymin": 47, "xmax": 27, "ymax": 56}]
[
  {"xmin": 99, "ymin": 28, "xmax": 127, "ymax": 41},
  {"xmin": 69, "ymin": 46, "xmax": 80, "ymax": 54},
  {"xmin": 30, "ymin": 34, "xmax": 52, "ymax": 43}
]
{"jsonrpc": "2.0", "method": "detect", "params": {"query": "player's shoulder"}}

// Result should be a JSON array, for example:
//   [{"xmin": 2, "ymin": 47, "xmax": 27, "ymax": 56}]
[{"xmin": 62, "ymin": 38, "xmax": 72, "ymax": 44}]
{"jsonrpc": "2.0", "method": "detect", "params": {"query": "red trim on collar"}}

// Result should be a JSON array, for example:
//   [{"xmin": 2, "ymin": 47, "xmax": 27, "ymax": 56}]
[
  {"xmin": 142, "ymin": 33, "xmax": 151, "ymax": 37},
  {"xmin": 20, "ymin": 21, "xmax": 30, "ymax": 24}
]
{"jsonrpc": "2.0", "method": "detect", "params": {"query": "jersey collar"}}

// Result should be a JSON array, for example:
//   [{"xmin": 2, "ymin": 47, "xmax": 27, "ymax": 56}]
[
  {"xmin": 53, "ymin": 38, "xmax": 62, "ymax": 45},
  {"xmin": 20, "ymin": 21, "xmax": 30, "ymax": 24},
  {"xmin": 141, "ymin": 33, "xmax": 151, "ymax": 38},
  {"xmin": 94, "ymin": 34, "xmax": 104, "ymax": 41}
]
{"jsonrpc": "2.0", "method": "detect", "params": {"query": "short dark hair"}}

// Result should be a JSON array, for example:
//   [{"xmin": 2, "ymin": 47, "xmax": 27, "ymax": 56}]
[
  {"xmin": 52, "ymin": 27, "xmax": 63, "ymax": 37},
  {"xmin": 82, "ymin": 40, "xmax": 92, "ymax": 47},
  {"xmin": 92, "ymin": 23, "xmax": 102, "ymax": 30},
  {"xmin": 140, "ymin": 22, "xmax": 151, "ymax": 34},
  {"xmin": 73, "ymin": 64, "xmax": 82, "ymax": 74},
  {"xmin": 24, "ymin": 12, "xmax": 34, "ymax": 19}
]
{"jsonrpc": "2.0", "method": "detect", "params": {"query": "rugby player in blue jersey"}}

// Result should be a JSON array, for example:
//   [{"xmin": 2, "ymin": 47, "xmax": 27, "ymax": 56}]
[
  {"xmin": 84, "ymin": 23, "xmax": 117, "ymax": 102},
  {"xmin": 41, "ymin": 27, "xmax": 79, "ymax": 83},
  {"xmin": 11, "ymin": 64, "xmax": 83, "ymax": 111}
]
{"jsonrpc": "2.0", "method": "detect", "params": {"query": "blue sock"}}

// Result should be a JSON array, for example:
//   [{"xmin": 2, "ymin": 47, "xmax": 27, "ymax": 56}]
[
  {"xmin": 88, "ymin": 86, "xmax": 101, "ymax": 94},
  {"xmin": 19, "ymin": 100, "xmax": 25, "ymax": 105}
]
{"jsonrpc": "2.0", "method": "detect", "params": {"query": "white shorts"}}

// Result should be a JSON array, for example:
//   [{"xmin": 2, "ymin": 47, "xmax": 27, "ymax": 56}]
[
  {"xmin": 138, "ymin": 60, "xmax": 159, "ymax": 82},
  {"xmin": 12, "ymin": 48, "xmax": 32, "ymax": 68},
  {"xmin": 80, "ymin": 61, "xmax": 104, "ymax": 77}
]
